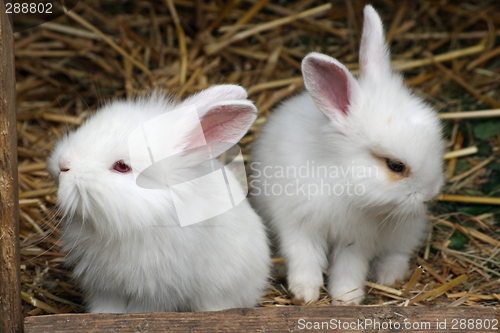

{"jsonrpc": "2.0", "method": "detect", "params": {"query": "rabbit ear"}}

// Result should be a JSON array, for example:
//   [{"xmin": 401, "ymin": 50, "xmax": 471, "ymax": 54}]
[
  {"xmin": 182, "ymin": 84, "xmax": 248, "ymax": 113},
  {"xmin": 302, "ymin": 52, "xmax": 362, "ymax": 122},
  {"xmin": 183, "ymin": 99, "xmax": 257, "ymax": 158},
  {"xmin": 129, "ymin": 98, "xmax": 256, "ymax": 189},
  {"xmin": 359, "ymin": 5, "xmax": 391, "ymax": 78}
]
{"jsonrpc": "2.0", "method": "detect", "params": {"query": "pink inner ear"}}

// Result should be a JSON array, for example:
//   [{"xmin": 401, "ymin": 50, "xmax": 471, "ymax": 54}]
[
  {"xmin": 183, "ymin": 103, "xmax": 255, "ymax": 159},
  {"xmin": 316, "ymin": 62, "xmax": 350, "ymax": 115},
  {"xmin": 185, "ymin": 108, "xmax": 241, "ymax": 151},
  {"xmin": 304, "ymin": 56, "xmax": 352, "ymax": 118}
]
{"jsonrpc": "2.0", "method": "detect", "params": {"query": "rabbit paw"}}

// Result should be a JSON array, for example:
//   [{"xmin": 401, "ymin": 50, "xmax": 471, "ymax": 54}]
[
  {"xmin": 374, "ymin": 255, "xmax": 410, "ymax": 286},
  {"xmin": 289, "ymin": 283, "xmax": 321, "ymax": 305},
  {"xmin": 330, "ymin": 285, "xmax": 365, "ymax": 305}
]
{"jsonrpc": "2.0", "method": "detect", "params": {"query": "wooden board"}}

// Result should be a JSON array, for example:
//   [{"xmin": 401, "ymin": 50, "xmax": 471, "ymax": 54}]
[
  {"xmin": 24, "ymin": 306, "xmax": 500, "ymax": 332},
  {"xmin": 0, "ymin": 1, "xmax": 23, "ymax": 332}
]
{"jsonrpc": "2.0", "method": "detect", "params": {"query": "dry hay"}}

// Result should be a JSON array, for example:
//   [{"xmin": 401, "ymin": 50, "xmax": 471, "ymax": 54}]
[{"xmin": 15, "ymin": 0, "xmax": 500, "ymax": 316}]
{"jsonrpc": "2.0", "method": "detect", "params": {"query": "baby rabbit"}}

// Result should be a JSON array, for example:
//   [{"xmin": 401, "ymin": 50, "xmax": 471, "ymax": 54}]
[
  {"xmin": 251, "ymin": 5, "xmax": 444, "ymax": 305},
  {"xmin": 48, "ymin": 85, "xmax": 270, "ymax": 313}
]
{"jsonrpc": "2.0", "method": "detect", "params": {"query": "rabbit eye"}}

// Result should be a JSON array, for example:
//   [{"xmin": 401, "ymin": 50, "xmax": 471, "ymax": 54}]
[
  {"xmin": 111, "ymin": 160, "xmax": 131, "ymax": 173},
  {"xmin": 385, "ymin": 158, "xmax": 405, "ymax": 174}
]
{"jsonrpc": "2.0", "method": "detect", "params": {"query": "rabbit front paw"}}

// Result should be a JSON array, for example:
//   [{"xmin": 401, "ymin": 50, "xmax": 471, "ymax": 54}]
[
  {"xmin": 289, "ymin": 282, "xmax": 321, "ymax": 305},
  {"xmin": 330, "ymin": 285, "xmax": 365, "ymax": 305},
  {"xmin": 374, "ymin": 254, "xmax": 410, "ymax": 286}
]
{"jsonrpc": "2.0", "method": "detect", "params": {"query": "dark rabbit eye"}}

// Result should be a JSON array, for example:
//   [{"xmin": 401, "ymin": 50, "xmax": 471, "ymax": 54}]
[
  {"xmin": 385, "ymin": 158, "xmax": 405, "ymax": 174},
  {"xmin": 111, "ymin": 160, "xmax": 131, "ymax": 173}
]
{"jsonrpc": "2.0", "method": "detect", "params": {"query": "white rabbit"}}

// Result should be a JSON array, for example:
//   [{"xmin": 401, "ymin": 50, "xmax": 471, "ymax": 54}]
[
  {"xmin": 48, "ymin": 85, "xmax": 270, "ymax": 313},
  {"xmin": 251, "ymin": 5, "xmax": 444, "ymax": 305}
]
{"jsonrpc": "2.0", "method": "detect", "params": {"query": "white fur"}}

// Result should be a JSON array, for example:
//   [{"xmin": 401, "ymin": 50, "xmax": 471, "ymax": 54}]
[
  {"xmin": 251, "ymin": 6, "xmax": 444, "ymax": 305},
  {"xmin": 48, "ymin": 85, "xmax": 270, "ymax": 313}
]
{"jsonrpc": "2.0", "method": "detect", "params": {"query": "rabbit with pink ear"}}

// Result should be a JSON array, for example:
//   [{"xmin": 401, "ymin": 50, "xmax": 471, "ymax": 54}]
[
  {"xmin": 48, "ymin": 85, "xmax": 270, "ymax": 313},
  {"xmin": 251, "ymin": 5, "xmax": 444, "ymax": 305}
]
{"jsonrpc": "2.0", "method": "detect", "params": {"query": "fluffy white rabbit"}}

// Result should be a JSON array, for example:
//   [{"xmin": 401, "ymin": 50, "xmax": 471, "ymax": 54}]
[
  {"xmin": 48, "ymin": 85, "xmax": 270, "ymax": 313},
  {"xmin": 251, "ymin": 5, "xmax": 444, "ymax": 305}
]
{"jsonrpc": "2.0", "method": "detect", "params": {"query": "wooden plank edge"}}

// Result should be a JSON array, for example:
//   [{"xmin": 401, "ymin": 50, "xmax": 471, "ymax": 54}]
[
  {"xmin": 24, "ymin": 306, "xmax": 499, "ymax": 333},
  {"xmin": 0, "ymin": 0, "xmax": 23, "ymax": 332}
]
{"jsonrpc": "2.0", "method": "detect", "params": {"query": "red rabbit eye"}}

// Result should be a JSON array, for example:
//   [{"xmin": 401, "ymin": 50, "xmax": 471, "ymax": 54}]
[{"xmin": 111, "ymin": 160, "xmax": 131, "ymax": 173}]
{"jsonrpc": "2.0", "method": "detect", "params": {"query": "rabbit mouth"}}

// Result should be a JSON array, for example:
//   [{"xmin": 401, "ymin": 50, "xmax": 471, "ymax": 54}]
[{"xmin": 56, "ymin": 175, "xmax": 93, "ymax": 219}]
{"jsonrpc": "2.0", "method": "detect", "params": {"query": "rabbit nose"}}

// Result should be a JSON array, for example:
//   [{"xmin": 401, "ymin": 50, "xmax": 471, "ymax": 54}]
[{"xmin": 59, "ymin": 163, "xmax": 70, "ymax": 172}]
